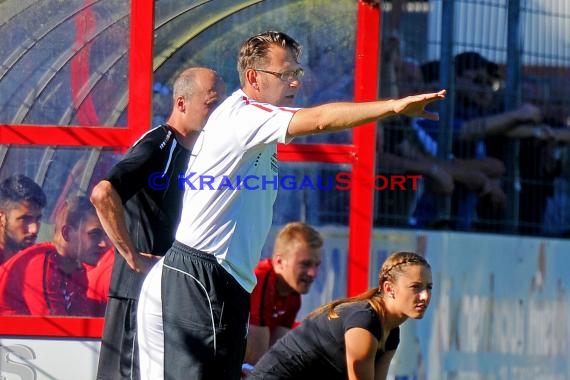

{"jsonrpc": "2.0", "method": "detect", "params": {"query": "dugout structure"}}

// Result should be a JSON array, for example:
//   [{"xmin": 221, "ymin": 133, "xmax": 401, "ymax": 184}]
[{"xmin": 0, "ymin": 0, "xmax": 380, "ymax": 339}]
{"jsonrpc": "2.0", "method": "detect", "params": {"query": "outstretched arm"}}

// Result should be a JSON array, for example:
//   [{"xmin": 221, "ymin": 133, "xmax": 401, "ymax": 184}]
[
  {"xmin": 90, "ymin": 180, "xmax": 155, "ymax": 273},
  {"xmin": 287, "ymin": 90, "xmax": 446, "ymax": 137}
]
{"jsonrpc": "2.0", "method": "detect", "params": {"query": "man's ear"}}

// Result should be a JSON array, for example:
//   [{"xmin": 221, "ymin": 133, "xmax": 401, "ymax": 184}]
[
  {"xmin": 61, "ymin": 225, "xmax": 72, "ymax": 242},
  {"xmin": 0, "ymin": 211, "xmax": 6, "ymax": 228},
  {"xmin": 272, "ymin": 253, "xmax": 285, "ymax": 271},
  {"xmin": 175, "ymin": 96, "xmax": 185, "ymax": 111},
  {"xmin": 245, "ymin": 69, "xmax": 259, "ymax": 90}
]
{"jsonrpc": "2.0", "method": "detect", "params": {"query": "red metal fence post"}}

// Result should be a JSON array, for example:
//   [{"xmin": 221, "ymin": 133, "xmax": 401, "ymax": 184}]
[{"xmin": 348, "ymin": 0, "xmax": 381, "ymax": 296}]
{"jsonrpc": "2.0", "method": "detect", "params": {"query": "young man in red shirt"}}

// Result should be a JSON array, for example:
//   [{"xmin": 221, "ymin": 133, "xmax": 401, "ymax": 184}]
[
  {"xmin": 244, "ymin": 222, "xmax": 323, "ymax": 367},
  {"xmin": 0, "ymin": 175, "xmax": 47, "ymax": 264},
  {"xmin": 0, "ymin": 195, "xmax": 110, "ymax": 316}
]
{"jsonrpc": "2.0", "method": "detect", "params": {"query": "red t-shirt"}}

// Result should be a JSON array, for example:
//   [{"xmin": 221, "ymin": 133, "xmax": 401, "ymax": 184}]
[
  {"xmin": 85, "ymin": 247, "xmax": 114, "ymax": 316},
  {"xmin": 249, "ymin": 259, "xmax": 300, "ymax": 329},
  {"xmin": 0, "ymin": 242, "xmax": 99, "ymax": 316},
  {"xmin": 86, "ymin": 247, "xmax": 114, "ymax": 302}
]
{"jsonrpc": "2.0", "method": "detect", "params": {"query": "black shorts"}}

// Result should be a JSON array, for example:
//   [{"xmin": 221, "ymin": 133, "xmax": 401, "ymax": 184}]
[
  {"xmin": 96, "ymin": 297, "xmax": 140, "ymax": 380},
  {"xmin": 138, "ymin": 242, "xmax": 250, "ymax": 380}
]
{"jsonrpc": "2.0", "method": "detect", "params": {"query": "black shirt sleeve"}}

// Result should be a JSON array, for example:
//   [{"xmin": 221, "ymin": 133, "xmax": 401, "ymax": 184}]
[
  {"xmin": 341, "ymin": 302, "xmax": 382, "ymax": 341},
  {"xmin": 341, "ymin": 302, "xmax": 400, "ymax": 351},
  {"xmin": 106, "ymin": 126, "xmax": 170, "ymax": 203}
]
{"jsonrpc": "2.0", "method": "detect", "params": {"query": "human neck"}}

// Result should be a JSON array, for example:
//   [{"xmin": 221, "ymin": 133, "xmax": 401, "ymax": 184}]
[
  {"xmin": 2, "ymin": 240, "xmax": 20, "ymax": 263},
  {"xmin": 55, "ymin": 253, "xmax": 80, "ymax": 274},
  {"xmin": 164, "ymin": 121, "xmax": 201, "ymax": 150},
  {"xmin": 275, "ymin": 276, "xmax": 294, "ymax": 297},
  {"xmin": 381, "ymin": 302, "xmax": 408, "ymax": 331},
  {"xmin": 52, "ymin": 239, "xmax": 80, "ymax": 274}
]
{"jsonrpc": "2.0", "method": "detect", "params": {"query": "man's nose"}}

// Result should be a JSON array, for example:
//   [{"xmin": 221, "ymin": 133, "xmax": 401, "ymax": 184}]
[
  {"xmin": 306, "ymin": 265, "xmax": 319, "ymax": 278},
  {"xmin": 28, "ymin": 222, "xmax": 40, "ymax": 234},
  {"xmin": 289, "ymin": 78, "xmax": 301, "ymax": 87},
  {"xmin": 99, "ymin": 237, "xmax": 110, "ymax": 249}
]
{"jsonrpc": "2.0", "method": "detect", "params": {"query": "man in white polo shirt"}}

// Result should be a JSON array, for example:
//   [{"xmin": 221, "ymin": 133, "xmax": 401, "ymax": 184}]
[{"xmin": 137, "ymin": 30, "xmax": 445, "ymax": 380}]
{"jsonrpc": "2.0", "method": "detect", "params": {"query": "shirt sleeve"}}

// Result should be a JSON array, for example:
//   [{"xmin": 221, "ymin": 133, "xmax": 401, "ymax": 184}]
[
  {"xmin": 342, "ymin": 303, "xmax": 382, "ymax": 341},
  {"xmin": 0, "ymin": 257, "xmax": 31, "ymax": 314},
  {"xmin": 342, "ymin": 304, "xmax": 399, "ymax": 351},
  {"xmin": 106, "ymin": 137, "xmax": 164, "ymax": 203},
  {"xmin": 235, "ymin": 102, "xmax": 298, "ymax": 149}
]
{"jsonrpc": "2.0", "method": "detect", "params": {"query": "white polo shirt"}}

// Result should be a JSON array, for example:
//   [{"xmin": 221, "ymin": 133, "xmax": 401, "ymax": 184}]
[{"xmin": 175, "ymin": 89, "xmax": 298, "ymax": 292}]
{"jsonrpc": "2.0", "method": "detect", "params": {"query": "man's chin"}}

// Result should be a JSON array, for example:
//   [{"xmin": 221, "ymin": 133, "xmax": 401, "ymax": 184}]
[
  {"xmin": 21, "ymin": 238, "xmax": 37, "ymax": 247},
  {"xmin": 280, "ymin": 96, "xmax": 296, "ymax": 107},
  {"xmin": 84, "ymin": 253, "xmax": 103, "ymax": 266},
  {"xmin": 298, "ymin": 284, "xmax": 313, "ymax": 295}
]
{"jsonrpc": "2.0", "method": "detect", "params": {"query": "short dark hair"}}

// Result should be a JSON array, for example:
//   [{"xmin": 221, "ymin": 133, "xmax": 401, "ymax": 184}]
[
  {"xmin": 420, "ymin": 60, "xmax": 440, "ymax": 84},
  {"xmin": 454, "ymin": 51, "xmax": 499, "ymax": 78},
  {"xmin": 0, "ymin": 174, "xmax": 47, "ymax": 210}
]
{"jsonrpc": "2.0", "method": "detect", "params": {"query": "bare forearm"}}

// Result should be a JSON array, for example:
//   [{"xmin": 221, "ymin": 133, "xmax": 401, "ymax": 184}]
[
  {"xmin": 509, "ymin": 126, "xmax": 570, "ymax": 144},
  {"xmin": 378, "ymin": 154, "xmax": 431, "ymax": 179},
  {"xmin": 378, "ymin": 153, "xmax": 454, "ymax": 194},
  {"xmin": 505, "ymin": 125, "xmax": 541, "ymax": 138},
  {"xmin": 378, "ymin": 152, "xmax": 416, "ymax": 173},
  {"xmin": 443, "ymin": 164, "xmax": 487, "ymax": 192},
  {"xmin": 287, "ymin": 90, "xmax": 445, "ymax": 137},
  {"xmin": 270, "ymin": 326, "xmax": 290, "ymax": 346},
  {"xmin": 289, "ymin": 100, "xmax": 396, "ymax": 137},
  {"xmin": 244, "ymin": 325, "xmax": 270, "ymax": 364},
  {"xmin": 90, "ymin": 181, "xmax": 139, "ymax": 270},
  {"xmin": 460, "ymin": 111, "xmax": 518, "ymax": 139},
  {"xmin": 450, "ymin": 157, "xmax": 505, "ymax": 179}
]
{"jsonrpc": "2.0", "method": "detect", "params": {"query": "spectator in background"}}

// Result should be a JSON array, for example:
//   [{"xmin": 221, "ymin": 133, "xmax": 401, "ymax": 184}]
[
  {"xmin": 504, "ymin": 77, "xmax": 561, "ymax": 235},
  {"xmin": 529, "ymin": 77, "xmax": 570, "ymax": 236},
  {"xmin": 376, "ymin": 34, "xmax": 454, "ymax": 226},
  {"xmin": 453, "ymin": 52, "xmax": 541, "ymax": 230},
  {"xmin": 410, "ymin": 53, "xmax": 543, "ymax": 230},
  {"xmin": 0, "ymin": 195, "xmax": 109, "ymax": 316},
  {"xmin": 380, "ymin": 32, "xmax": 424, "ymax": 99},
  {"xmin": 0, "ymin": 175, "xmax": 47, "ymax": 264},
  {"xmin": 454, "ymin": 52, "xmax": 541, "ymax": 143},
  {"xmin": 90, "ymin": 67, "xmax": 225, "ymax": 380},
  {"xmin": 408, "ymin": 59, "xmax": 505, "ymax": 228},
  {"xmin": 244, "ymin": 222, "xmax": 323, "ymax": 370}
]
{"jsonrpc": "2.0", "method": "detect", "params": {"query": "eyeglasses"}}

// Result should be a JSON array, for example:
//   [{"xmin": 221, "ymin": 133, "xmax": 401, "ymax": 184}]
[{"xmin": 254, "ymin": 68, "xmax": 304, "ymax": 82}]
